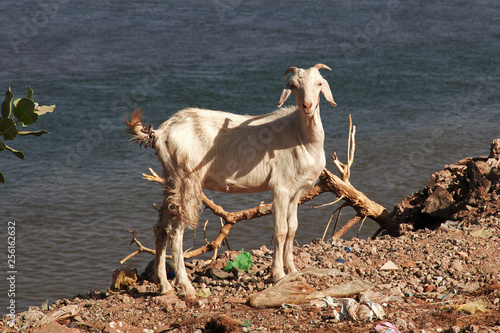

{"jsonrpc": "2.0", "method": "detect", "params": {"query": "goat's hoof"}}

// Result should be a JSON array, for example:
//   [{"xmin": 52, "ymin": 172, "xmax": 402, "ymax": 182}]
[
  {"xmin": 158, "ymin": 284, "xmax": 175, "ymax": 295},
  {"xmin": 272, "ymin": 272, "xmax": 286, "ymax": 283},
  {"xmin": 180, "ymin": 289, "xmax": 196, "ymax": 301},
  {"xmin": 158, "ymin": 290, "xmax": 175, "ymax": 296}
]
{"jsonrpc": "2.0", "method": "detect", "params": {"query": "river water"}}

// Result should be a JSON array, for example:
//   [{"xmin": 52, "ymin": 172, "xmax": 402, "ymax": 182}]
[{"xmin": 0, "ymin": 0, "xmax": 499, "ymax": 314}]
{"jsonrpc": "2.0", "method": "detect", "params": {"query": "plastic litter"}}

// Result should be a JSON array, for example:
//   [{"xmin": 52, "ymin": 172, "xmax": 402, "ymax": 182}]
[
  {"xmin": 336, "ymin": 291, "xmax": 386, "ymax": 321},
  {"xmin": 241, "ymin": 320, "xmax": 251, "ymax": 327},
  {"xmin": 249, "ymin": 267, "xmax": 373, "ymax": 308},
  {"xmin": 224, "ymin": 249, "xmax": 252, "ymax": 272},
  {"xmin": 335, "ymin": 258, "xmax": 347, "ymax": 264},
  {"xmin": 471, "ymin": 228, "xmax": 493, "ymax": 239},
  {"xmin": 312, "ymin": 290, "xmax": 388, "ymax": 321},
  {"xmin": 111, "ymin": 266, "xmax": 138, "ymax": 290},
  {"xmin": 457, "ymin": 300, "xmax": 490, "ymax": 315},
  {"xmin": 317, "ymin": 295, "xmax": 336, "ymax": 308},
  {"xmin": 197, "ymin": 287, "xmax": 211, "ymax": 298},
  {"xmin": 375, "ymin": 322, "xmax": 402, "ymax": 333},
  {"xmin": 40, "ymin": 305, "xmax": 81, "ymax": 326}
]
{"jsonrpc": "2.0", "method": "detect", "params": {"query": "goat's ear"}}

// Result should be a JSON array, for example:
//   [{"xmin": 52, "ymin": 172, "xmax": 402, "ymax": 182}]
[
  {"xmin": 321, "ymin": 79, "xmax": 337, "ymax": 107},
  {"xmin": 277, "ymin": 83, "xmax": 293, "ymax": 107}
]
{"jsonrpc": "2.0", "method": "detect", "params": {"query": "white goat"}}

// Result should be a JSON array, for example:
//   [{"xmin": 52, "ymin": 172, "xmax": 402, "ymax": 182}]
[{"xmin": 126, "ymin": 64, "xmax": 337, "ymax": 298}]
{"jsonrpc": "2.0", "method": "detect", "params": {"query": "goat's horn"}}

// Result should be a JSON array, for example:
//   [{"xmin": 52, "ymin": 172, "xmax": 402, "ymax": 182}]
[
  {"xmin": 283, "ymin": 67, "xmax": 298, "ymax": 81},
  {"xmin": 313, "ymin": 64, "xmax": 332, "ymax": 71}
]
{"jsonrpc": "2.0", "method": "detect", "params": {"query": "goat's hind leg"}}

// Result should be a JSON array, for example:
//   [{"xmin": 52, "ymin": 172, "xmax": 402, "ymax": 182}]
[
  {"xmin": 169, "ymin": 222, "xmax": 196, "ymax": 299},
  {"xmin": 153, "ymin": 222, "xmax": 174, "ymax": 294}
]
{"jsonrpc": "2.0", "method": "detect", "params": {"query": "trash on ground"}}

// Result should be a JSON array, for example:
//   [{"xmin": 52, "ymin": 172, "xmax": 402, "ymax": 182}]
[
  {"xmin": 40, "ymin": 304, "xmax": 81, "ymax": 326},
  {"xmin": 471, "ymin": 228, "xmax": 493, "ymax": 239},
  {"xmin": 224, "ymin": 249, "xmax": 252, "ymax": 272},
  {"xmin": 249, "ymin": 267, "xmax": 373, "ymax": 308},
  {"xmin": 111, "ymin": 266, "xmax": 138, "ymax": 290},
  {"xmin": 457, "ymin": 300, "xmax": 490, "ymax": 315},
  {"xmin": 375, "ymin": 321, "xmax": 402, "ymax": 333},
  {"xmin": 322, "ymin": 290, "xmax": 386, "ymax": 321},
  {"xmin": 197, "ymin": 287, "xmax": 211, "ymax": 298}
]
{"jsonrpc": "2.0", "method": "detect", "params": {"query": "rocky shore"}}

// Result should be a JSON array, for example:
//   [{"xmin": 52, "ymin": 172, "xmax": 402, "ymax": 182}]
[{"xmin": 2, "ymin": 140, "xmax": 500, "ymax": 333}]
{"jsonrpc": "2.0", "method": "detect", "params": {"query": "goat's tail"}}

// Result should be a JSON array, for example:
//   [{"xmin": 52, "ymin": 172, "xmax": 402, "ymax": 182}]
[{"xmin": 125, "ymin": 108, "xmax": 155, "ymax": 148}]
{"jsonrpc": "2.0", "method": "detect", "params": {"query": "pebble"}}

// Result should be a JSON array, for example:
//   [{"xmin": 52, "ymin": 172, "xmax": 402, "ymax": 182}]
[{"xmin": 450, "ymin": 259, "xmax": 463, "ymax": 272}]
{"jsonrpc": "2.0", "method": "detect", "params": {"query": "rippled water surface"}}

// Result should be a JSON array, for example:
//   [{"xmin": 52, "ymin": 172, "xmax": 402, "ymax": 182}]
[{"xmin": 0, "ymin": 0, "xmax": 499, "ymax": 314}]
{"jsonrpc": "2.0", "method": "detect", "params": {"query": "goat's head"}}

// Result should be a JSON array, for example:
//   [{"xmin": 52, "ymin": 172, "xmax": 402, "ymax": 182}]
[{"xmin": 277, "ymin": 64, "xmax": 337, "ymax": 117}]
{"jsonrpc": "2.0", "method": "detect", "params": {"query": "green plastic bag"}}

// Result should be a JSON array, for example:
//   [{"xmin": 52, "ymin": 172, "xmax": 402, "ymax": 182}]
[{"xmin": 224, "ymin": 249, "xmax": 253, "ymax": 272}]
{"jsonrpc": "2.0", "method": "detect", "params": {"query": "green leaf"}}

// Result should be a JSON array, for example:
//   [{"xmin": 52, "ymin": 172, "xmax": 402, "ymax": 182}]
[
  {"xmin": 0, "ymin": 171, "xmax": 4, "ymax": 183},
  {"xmin": 35, "ymin": 104, "xmax": 56, "ymax": 116},
  {"xmin": 2, "ymin": 87, "xmax": 14, "ymax": 118},
  {"xmin": 18, "ymin": 130, "xmax": 49, "ymax": 136},
  {"xmin": 3, "ymin": 143, "xmax": 24, "ymax": 159},
  {"xmin": 13, "ymin": 97, "xmax": 38, "ymax": 126},
  {"xmin": 0, "ymin": 118, "xmax": 18, "ymax": 140},
  {"xmin": 27, "ymin": 86, "xmax": 34, "ymax": 100}
]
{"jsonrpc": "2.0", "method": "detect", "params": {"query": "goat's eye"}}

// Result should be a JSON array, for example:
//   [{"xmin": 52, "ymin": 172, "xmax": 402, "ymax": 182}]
[{"xmin": 318, "ymin": 82, "xmax": 323, "ymax": 87}]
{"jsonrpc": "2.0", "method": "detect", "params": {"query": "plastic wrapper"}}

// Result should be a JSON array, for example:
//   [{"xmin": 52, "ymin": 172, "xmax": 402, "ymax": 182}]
[{"xmin": 249, "ymin": 267, "xmax": 373, "ymax": 308}]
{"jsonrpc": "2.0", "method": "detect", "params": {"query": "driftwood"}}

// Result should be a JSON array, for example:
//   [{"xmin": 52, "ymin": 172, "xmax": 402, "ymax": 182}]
[{"xmin": 121, "ymin": 116, "xmax": 393, "ymax": 264}]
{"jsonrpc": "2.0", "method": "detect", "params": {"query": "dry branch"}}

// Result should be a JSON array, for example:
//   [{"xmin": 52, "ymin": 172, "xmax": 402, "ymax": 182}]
[
  {"xmin": 120, "ymin": 230, "xmax": 156, "ymax": 264},
  {"xmin": 122, "ymin": 117, "xmax": 394, "ymax": 264}
]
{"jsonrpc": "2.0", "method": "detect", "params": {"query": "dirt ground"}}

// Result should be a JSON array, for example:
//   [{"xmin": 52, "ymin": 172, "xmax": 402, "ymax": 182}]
[{"xmin": 3, "ymin": 142, "xmax": 500, "ymax": 333}]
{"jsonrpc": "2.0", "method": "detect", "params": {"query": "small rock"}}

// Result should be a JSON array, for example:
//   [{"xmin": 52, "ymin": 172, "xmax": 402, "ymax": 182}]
[
  {"xmin": 355, "ymin": 267, "xmax": 364, "ymax": 276},
  {"xmin": 259, "ymin": 245, "xmax": 271, "ymax": 254},
  {"xmin": 425, "ymin": 284, "xmax": 436, "ymax": 293},
  {"xmin": 394, "ymin": 317, "xmax": 408, "ymax": 331},
  {"xmin": 402, "ymin": 261, "xmax": 417, "ymax": 268},
  {"xmin": 422, "ymin": 187, "xmax": 454, "ymax": 219},
  {"xmin": 380, "ymin": 260, "xmax": 399, "ymax": 271},
  {"xmin": 462, "ymin": 281, "xmax": 480, "ymax": 292},
  {"xmin": 450, "ymin": 259, "xmax": 463, "ymax": 272},
  {"xmin": 250, "ymin": 249, "xmax": 264, "ymax": 257},
  {"xmin": 206, "ymin": 268, "xmax": 234, "ymax": 280}
]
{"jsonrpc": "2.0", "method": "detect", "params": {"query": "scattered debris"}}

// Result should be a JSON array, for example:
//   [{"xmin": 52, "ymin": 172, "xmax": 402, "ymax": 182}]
[
  {"xmin": 2, "ymin": 141, "xmax": 500, "ymax": 332},
  {"xmin": 457, "ymin": 300, "xmax": 490, "ymax": 315},
  {"xmin": 111, "ymin": 266, "xmax": 138, "ymax": 290},
  {"xmin": 224, "ymin": 249, "xmax": 253, "ymax": 272}
]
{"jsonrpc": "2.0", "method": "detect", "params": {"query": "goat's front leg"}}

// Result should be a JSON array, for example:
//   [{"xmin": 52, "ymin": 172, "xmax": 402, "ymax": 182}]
[
  {"xmin": 169, "ymin": 223, "xmax": 196, "ymax": 299},
  {"xmin": 284, "ymin": 191, "xmax": 302, "ymax": 274},
  {"xmin": 154, "ymin": 224, "xmax": 174, "ymax": 294},
  {"xmin": 271, "ymin": 190, "xmax": 289, "ymax": 282}
]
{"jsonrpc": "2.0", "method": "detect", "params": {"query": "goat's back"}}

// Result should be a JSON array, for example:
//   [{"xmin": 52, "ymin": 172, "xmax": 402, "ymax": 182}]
[{"xmin": 154, "ymin": 106, "xmax": 318, "ymax": 193}]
